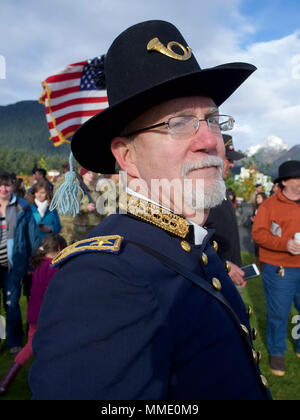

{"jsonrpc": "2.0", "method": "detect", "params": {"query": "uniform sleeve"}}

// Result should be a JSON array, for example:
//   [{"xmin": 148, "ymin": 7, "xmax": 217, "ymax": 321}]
[
  {"xmin": 252, "ymin": 204, "xmax": 288, "ymax": 251},
  {"xmin": 29, "ymin": 253, "xmax": 172, "ymax": 400}
]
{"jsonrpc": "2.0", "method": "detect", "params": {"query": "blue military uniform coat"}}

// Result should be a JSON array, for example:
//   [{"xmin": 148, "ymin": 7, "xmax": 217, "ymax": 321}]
[{"xmin": 29, "ymin": 193, "xmax": 271, "ymax": 400}]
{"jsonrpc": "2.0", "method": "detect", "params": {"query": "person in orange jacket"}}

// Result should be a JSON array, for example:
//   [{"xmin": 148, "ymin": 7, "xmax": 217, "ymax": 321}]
[{"xmin": 252, "ymin": 160, "xmax": 300, "ymax": 377}]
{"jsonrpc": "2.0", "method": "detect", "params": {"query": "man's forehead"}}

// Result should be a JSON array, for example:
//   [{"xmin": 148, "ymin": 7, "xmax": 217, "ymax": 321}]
[
  {"xmin": 160, "ymin": 96, "xmax": 217, "ymax": 113},
  {"xmin": 285, "ymin": 177, "xmax": 300, "ymax": 181},
  {"xmin": 137, "ymin": 96, "xmax": 218, "ymax": 125},
  {"xmin": 122, "ymin": 95, "xmax": 219, "ymax": 135}
]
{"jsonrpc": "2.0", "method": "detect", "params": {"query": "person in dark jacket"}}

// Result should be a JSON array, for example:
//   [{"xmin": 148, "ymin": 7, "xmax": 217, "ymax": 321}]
[
  {"xmin": 205, "ymin": 134, "xmax": 246, "ymax": 287},
  {"xmin": 31, "ymin": 168, "xmax": 54, "ymax": 192},
  {"xmin": 0, "ymin": 171, "xmax": 39, "ymax": 354},
  {"xmin": 29, "ymin": 20, "xmax": 271, "ymax": 400},
  {"xmin": 250, "ymin": 191, "xmax": 268, "ymax": 267}
]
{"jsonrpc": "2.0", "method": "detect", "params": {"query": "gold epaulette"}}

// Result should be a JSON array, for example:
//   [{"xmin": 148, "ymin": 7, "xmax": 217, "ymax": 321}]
[{"xmin": 51, "ymin": 235, "xmax": 123, "ymax": 268}]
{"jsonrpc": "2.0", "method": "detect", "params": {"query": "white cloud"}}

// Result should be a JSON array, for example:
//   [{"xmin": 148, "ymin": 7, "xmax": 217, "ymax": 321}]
[
  {"xmin": 0, "ymin": 0, "xmax": 300, "ymax": 151},
  {"xmin": 223, "ymin": 32, "xmax": 300, "ymax": 150}
]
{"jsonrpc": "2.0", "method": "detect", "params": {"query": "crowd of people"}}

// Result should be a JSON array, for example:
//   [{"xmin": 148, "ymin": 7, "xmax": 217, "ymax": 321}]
[
  {"xmin": 0, "ymin": 19, "xmax": 299, "ymax": 400},
  {"xmin": 0, "ymin": 165, "xmax": 118, "ymax": 395},
  {"xmin": 252, "ymin": 161, "xmax": 300, "ymax": 377},
  {"xmin": 215, "ymin": 163, "xmax": 300, "ymax": 380},
  {"xmin": 0, "ymin": 167, "xmax": 109, "ymax": 353}
]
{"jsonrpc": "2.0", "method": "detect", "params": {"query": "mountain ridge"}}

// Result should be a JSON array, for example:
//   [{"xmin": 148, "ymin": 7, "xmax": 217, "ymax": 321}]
[
  {"xmin": 0, "ymin": 100, "xmax": 70, "ymax": 156},
  {"xmin": 240, "ymin": 140, "xmax": 300, "ymax": 179},
  {"xmin": 246, "ymin": 135, "xmax": 290, "ymax": 157},
  {"xmin": 0, "ymin": 101, "xmax": 299, "ymax": 179}
]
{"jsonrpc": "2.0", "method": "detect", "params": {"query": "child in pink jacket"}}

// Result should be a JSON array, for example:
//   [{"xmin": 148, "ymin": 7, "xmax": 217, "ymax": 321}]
[{"xmin": 0, "ymin": 233, "xmax": 67, "ymax": 395}]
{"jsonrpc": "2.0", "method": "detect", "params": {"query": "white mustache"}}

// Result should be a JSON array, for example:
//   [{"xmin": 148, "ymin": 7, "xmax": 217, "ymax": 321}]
[{"xmin": 182, "ymin": 156, "xmax": 223, "ymax": 178}]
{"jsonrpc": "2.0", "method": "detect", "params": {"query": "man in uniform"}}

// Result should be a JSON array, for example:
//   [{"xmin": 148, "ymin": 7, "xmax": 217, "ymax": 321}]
[
  {"xmin": 29, "ymin": 20, "xmax": 271, "ymax": 400},
  {"xmin": 206, "ymin": 134, "xmax": 246, "ymax": 288}
]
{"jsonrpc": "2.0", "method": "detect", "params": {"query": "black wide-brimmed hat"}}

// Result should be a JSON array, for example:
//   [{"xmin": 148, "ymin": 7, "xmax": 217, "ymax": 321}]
[
  {"xmin": 274, "ymin": 160, "xmax": 300, "ymax": 183},
  {"xmin": 72, "ymin": 20, "xmax": 256, "ymax": 173},
  {"xmin": 223, "ymin": 134, "xmax": 245, "ymax": 161}
]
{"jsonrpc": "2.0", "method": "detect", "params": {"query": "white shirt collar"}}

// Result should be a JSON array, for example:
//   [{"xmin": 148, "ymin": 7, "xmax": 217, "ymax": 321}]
[{"xmin": 188, "ymin": 219, "xmax": 208, "ymax": 245}]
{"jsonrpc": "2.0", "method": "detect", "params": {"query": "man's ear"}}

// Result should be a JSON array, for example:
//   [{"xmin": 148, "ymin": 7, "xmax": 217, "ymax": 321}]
[{"xmin": 110, "ymin": 136, "xmax": 139, "ymax": 178}]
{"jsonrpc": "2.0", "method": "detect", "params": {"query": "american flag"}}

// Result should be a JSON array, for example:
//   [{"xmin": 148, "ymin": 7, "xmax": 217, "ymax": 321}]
[{"xmin": 39, "ymin": 56, "xmax": 108, "ymax": 146}]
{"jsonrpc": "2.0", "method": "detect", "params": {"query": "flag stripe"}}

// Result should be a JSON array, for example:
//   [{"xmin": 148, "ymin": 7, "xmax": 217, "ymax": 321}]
[
  {"xmin": 40, "ymin": 57, "xmax": 108, "ymax": 146},
  {"xmin": 52, "ymin": 61, "xmax": 86, "ymax": 69},
  {"xmin": 46, "ymin": 96, "xmax": 108, "ymax": 113},
  {"xmin": 54, "ymin": 110, "xmax": 100, "ymax": 125},
  {"xmin": 47, "ymin": 78, "xmax": 81, "ymax": 92},
  {"xmin": 61, "ymin": 125, "xmax": 81, "ymax": 136},
  {"xmin": 48, "ymin": 103, "xmax": 107, "ymax": 120},
  {"xmin": 49, "ymin": 86, "xmax": 80, "ymax": 100},
  {"xmin": 48, "ymin": 89, "xmax": 106, "ymax": 106},
  {"xmin": 45, "ymin": 72, "xmax": 83, "ymax": 83},
  {"xmin": 48, "ymin": 115, "xmax": 95, "ymax": 132}
]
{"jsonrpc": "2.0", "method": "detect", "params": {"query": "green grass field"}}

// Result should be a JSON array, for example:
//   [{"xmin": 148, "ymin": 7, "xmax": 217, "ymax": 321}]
[
  {"xmin": 0, "ymin": 252, "xmax": 299, "ymax": 400},
  {"xmin": 240, "ymin": 253, "xmax": 300, "ymax": 400},
  {"xmin": 0, "ymin": 298, "xmax": 33, "ymax": 400}
]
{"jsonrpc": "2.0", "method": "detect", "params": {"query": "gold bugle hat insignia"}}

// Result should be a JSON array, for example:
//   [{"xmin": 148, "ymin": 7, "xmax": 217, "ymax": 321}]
[{"xmin": 147, "ymin": 37, "xmax": 192, "ymax": 61}]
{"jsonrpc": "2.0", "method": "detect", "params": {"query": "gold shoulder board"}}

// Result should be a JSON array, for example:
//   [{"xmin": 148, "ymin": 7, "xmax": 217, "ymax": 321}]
[{"xmin": 51, "ymin": 235, "xmax": 123, "ymax": 267}]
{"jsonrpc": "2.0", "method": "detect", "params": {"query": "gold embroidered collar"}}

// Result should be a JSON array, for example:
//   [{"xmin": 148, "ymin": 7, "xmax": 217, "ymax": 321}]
[{"xmin": 119, "ymin": 192, "xmax": 190, "ymax": 239}]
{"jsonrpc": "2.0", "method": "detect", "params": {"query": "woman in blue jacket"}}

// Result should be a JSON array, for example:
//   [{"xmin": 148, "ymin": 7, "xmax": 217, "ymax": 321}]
[
  {"xmin": 0, "ymin": 171, "xmax": 39, "ymax": 353},
  {"xmin": 28, "ymin": 180, "xmax": 61, "ymax": 242}
]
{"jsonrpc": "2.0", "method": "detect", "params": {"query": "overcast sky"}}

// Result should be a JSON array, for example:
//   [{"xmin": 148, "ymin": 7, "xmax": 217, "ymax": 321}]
[{"xmin": 0, "ymin": 0, "xmax": 300, "ymax": 152}]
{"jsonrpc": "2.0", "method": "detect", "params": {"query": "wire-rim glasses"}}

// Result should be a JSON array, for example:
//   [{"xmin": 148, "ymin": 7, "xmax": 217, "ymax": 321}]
[{"xmin": 123, "ymin": 114, "xmax": 235, "ymax": 139}]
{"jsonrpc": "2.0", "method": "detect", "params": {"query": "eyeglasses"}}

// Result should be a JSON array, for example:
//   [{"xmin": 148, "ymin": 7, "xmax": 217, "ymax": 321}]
[{"xmin": 124, "ymin": 114, "xmax": 235, "ymax": 139}]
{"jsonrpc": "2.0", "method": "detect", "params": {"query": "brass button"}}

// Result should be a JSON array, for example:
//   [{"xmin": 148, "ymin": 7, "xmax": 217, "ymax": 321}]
[
  {"xmin": 252, "ymin": 350, "xmax": 262, "ymax": 364},
  {"xmin": 252, "ymin": 328, "xmax": 258, "ymax": 340},
  {"xmin": 212, "ymin": 240, "xmax": 218, "ymax": 252},
  {"xmin": 240, "ymin": 324, "xmax": 249, "ymax": 336},
  {"xmin": 260, "ymin": 375, "xmax": 269, "ymax": 388},
  {"xmin": 181, "ymin": 241, "xmax": 191, "ymax": 252},
  {"xmin": 211, "ymin": 277, "xmax": 222, "ymax": 291},
  {"xmin": 247, "ymin": 306, "xmax": 254, "ymax": 319},
  {"xmin": 257, "ymin": 351, "xmax": 262, "ymax": 363},
  {"xmin": 225, "ymin": 260, "xmax": 231, "ymax": 273},
  {"xmin": 202, "ymin": 252, "xmax": 208, "ymax": 265}
]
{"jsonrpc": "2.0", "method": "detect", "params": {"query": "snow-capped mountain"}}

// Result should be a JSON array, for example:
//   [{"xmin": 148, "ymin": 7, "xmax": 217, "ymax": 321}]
[
  {"xmin": 233, "ymin": 136, "xmax": 300, "ymax": 180},
  {"xmin": 246, "ymin": 136, "xmax": 290, "ymax": 157}
]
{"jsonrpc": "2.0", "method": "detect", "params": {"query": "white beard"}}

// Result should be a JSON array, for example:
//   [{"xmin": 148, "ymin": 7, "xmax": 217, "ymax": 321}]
[{"xmin": 182, "ymin": 156, "xmax": 226, "ymax": 210}]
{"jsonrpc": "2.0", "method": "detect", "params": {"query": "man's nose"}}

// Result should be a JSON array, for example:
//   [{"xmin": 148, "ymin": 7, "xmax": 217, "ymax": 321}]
[{"xmin": 189, "ymin": 122, "xmax": 219, "ymax": 152}]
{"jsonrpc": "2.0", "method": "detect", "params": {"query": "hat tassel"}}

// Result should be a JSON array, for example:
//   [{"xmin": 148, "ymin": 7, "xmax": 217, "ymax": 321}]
[{"xmin": 50, "ymin": 152, "xmax": 84, "ymax": 216}]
